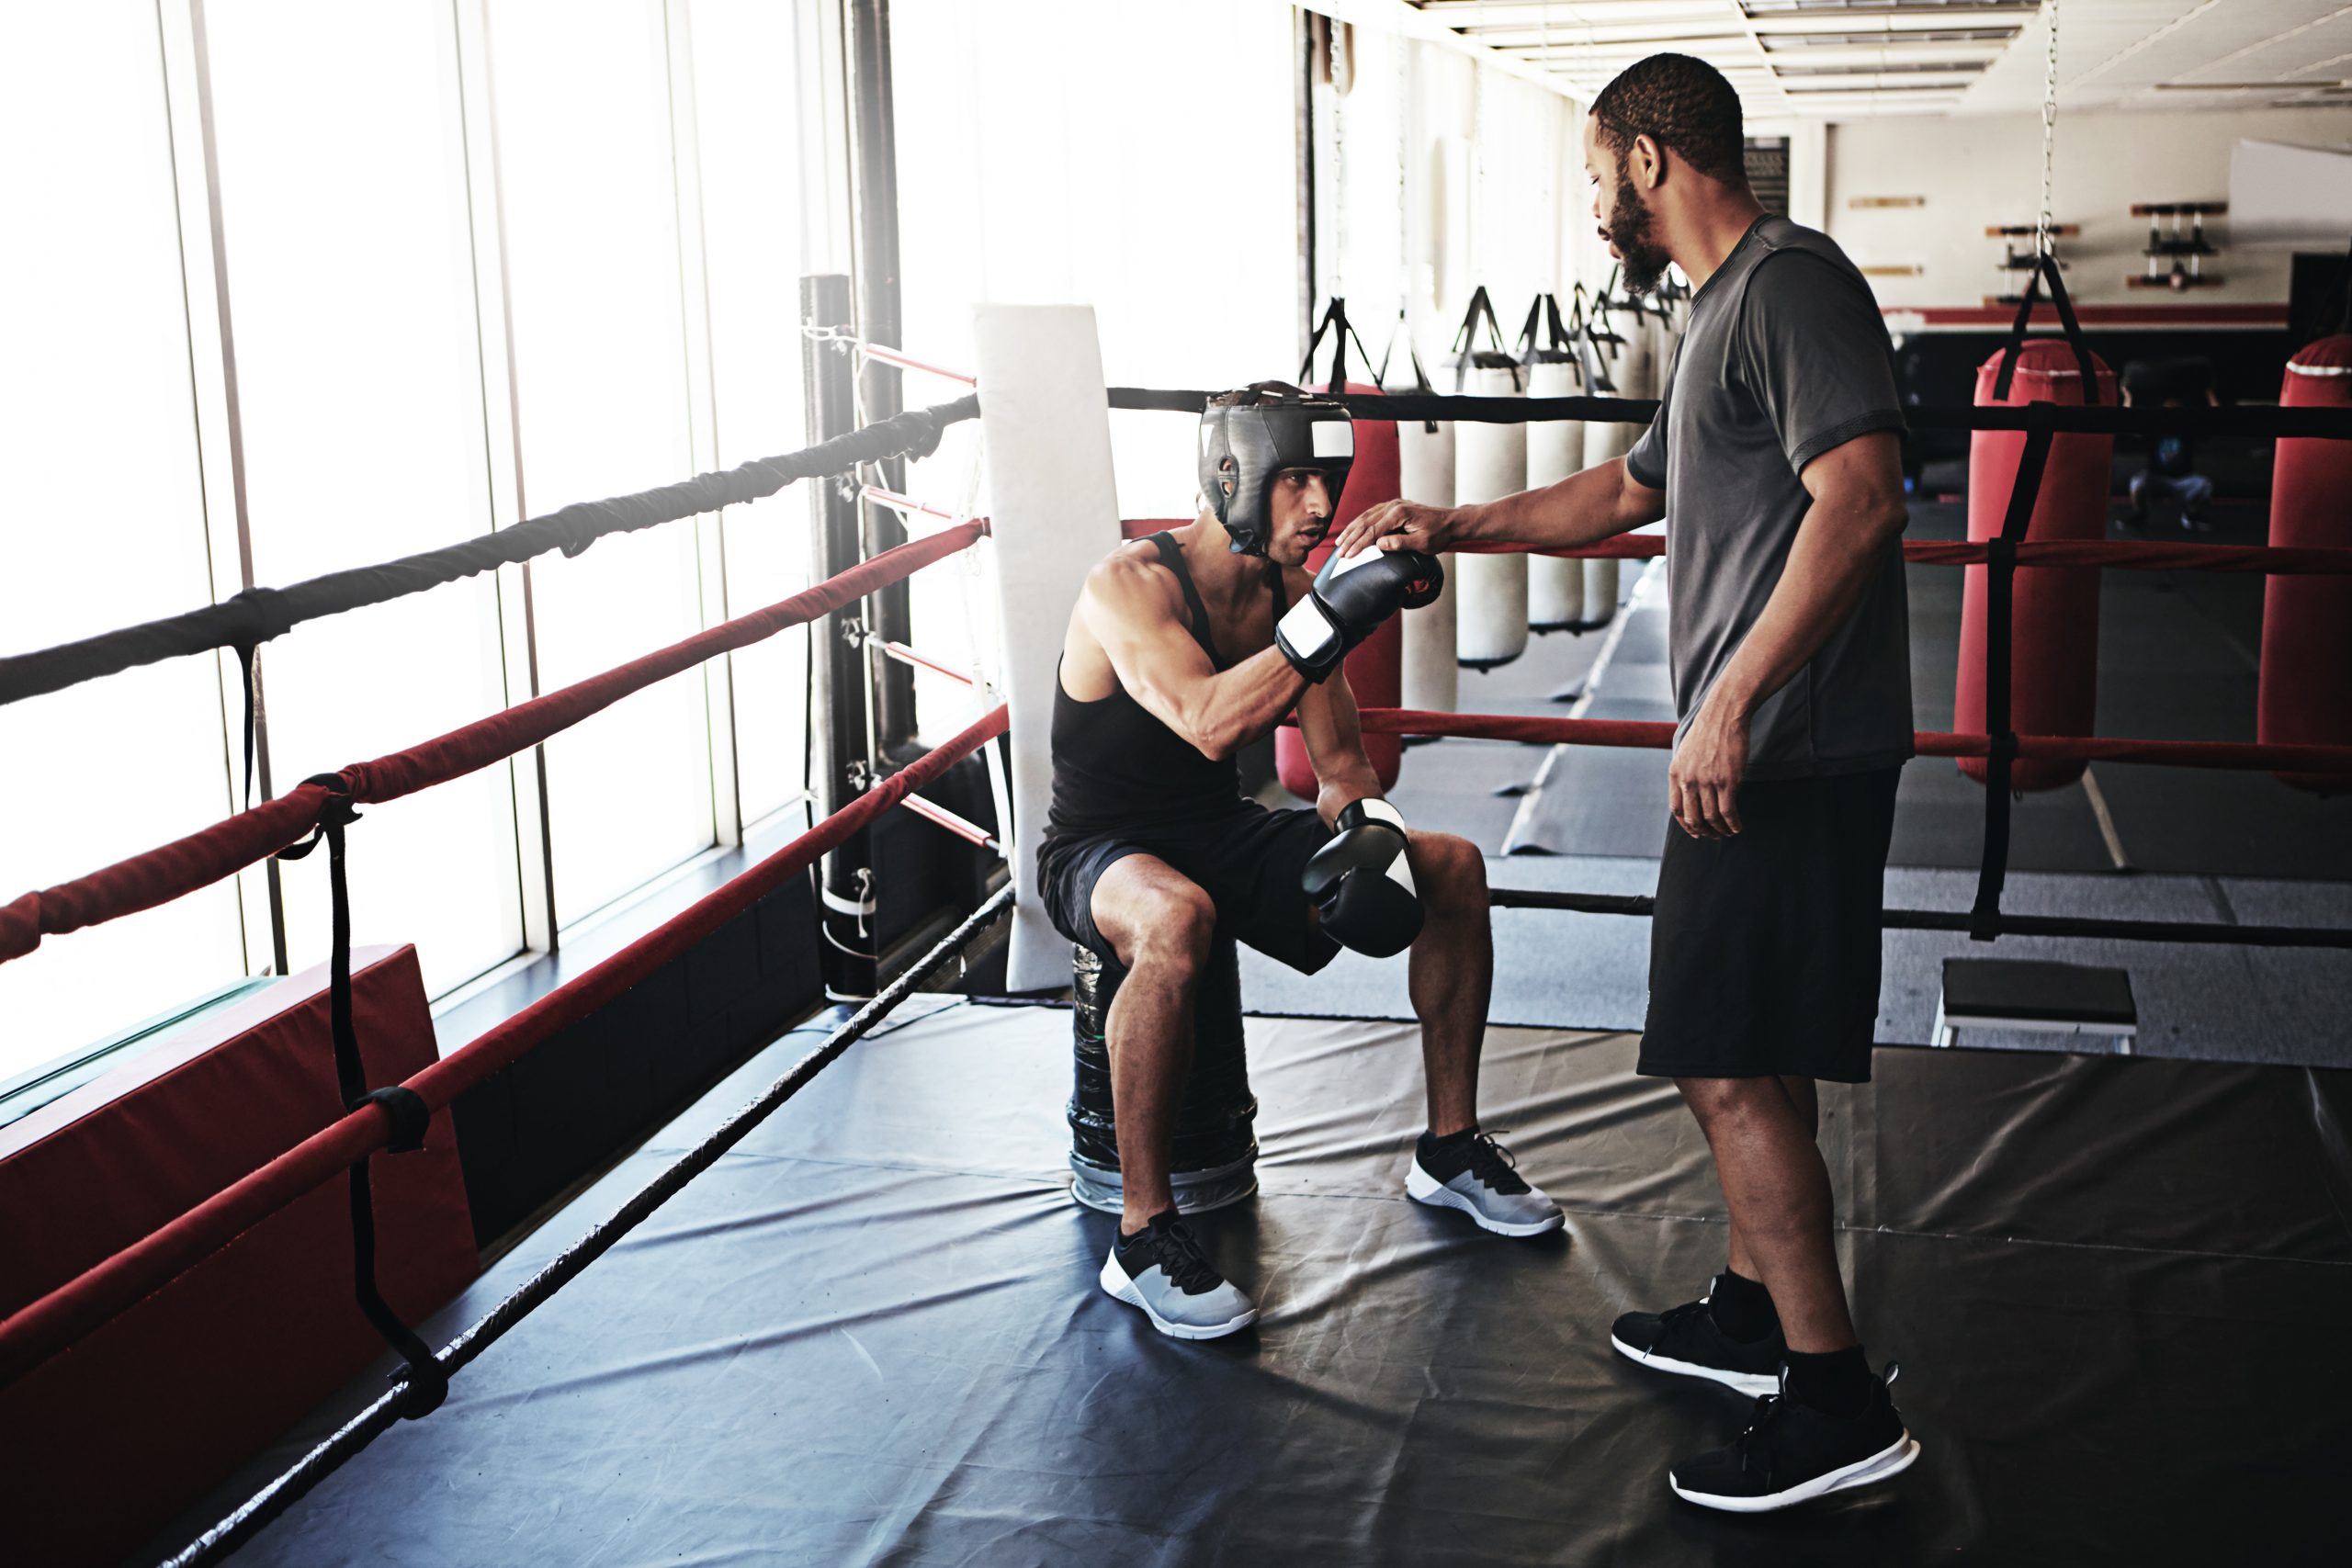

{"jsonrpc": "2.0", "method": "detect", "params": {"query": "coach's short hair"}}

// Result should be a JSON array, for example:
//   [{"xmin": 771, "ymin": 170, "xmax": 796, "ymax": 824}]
[{"xmin": 1589, "ymin": 53, "xmax": 1747, "ymax": 187}]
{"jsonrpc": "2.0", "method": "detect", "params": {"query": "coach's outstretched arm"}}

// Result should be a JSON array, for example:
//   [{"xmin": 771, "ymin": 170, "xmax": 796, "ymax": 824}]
[{"xmin": 1331, "ymin": 454, "xmax": 1665, "ymax": 558}]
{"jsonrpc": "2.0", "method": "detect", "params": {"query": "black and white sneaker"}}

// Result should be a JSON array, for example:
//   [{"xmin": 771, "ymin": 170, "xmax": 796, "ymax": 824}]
[
  {"xmin": 1406, "ymin": 1129, "xmax": 1563, "ymax": 1236},
  {"xmin": 1668, "ymin": 1364, "xmax": 1919, "ymax": 1513},
  {"xmin": 1611, "ymin": 1280, "xmax": 1786, "ymax": 1395},
  {"xmin": 1099, "ymin": 1212, "xmax": 1258, "ymax": 1340}
]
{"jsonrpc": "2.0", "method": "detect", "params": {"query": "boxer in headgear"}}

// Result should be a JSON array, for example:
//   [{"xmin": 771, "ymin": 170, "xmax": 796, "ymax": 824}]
[
  {"xmin": 1035, "ymin": 383, "xmax": 1560, "ymax": 1342},
  {"xmin": 1199, "ymin": 381, "xmax": 1358, "ymax": 557}
]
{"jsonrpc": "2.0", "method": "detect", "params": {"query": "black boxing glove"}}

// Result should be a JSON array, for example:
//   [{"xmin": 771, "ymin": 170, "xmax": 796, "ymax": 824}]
[
  {"xmin": 1301, "ymin": 798, "xmax": 1422, "ymax": 957},
  {"xmin": 1275, "ymin": 547, "xmax": 1445, "ymax": 683}
]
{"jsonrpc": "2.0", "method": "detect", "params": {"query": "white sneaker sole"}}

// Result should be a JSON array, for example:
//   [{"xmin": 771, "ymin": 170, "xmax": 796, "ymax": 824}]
[
  {"xmin": 1098, "ymin": 1255, "xmax": 1257, "ymax": 1341},
  {"xmin": 1406, "ymin": 1163, "xmax": 1565, "ymax": 1237},
  {"xmin": 1610, "ymin": 1332, "xmax": 1781, "ymax": 1396},
  {"xmin": 1669, "ymin": 1433, "xmax": 1921, "ymax": 1513}
]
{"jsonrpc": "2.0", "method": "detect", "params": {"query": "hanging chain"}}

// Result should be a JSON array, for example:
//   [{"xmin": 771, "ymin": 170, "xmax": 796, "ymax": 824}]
[
  {"xmin": 1471, "ymin": 54, "xmax": 1487, "ymax": 285},
  {"xmin": 1396, "ymin": 26, "xmax": 1411, "ymax": 342},
  {"xmin": 1540, "ymin": 5, "xmax": 1555, "ymax": 295},
  {"xmin": 1333, "ymin": 29, "xmax": 1349, "ymax": 307},
  {"xmin": 2036, "ymin": 0, "xmax": 2060, "ymax": 258}
]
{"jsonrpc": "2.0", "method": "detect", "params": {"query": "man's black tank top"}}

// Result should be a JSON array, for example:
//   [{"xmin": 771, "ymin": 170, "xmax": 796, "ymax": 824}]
[{"xmin": 1045, "ymin": 533, "xmax": 1284, "ymax": 842}]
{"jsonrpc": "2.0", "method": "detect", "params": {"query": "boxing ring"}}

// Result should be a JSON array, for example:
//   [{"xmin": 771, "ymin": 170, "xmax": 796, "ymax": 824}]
[{"xmin": 3, "ymin": 299, "xmax": 2352, "ymax": 1563}]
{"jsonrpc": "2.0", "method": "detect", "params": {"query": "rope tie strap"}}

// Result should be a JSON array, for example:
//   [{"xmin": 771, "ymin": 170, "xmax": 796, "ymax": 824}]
[
  {"xmin": 274, "ymin": 772, "xmax": 447, "ymax": 1419},
  {"xmin": 351, "ymin": 1086, "xmax": 432, "ymax": 1154},
  {"xmin": 1449, "ymin": 287, "xmax": 1521, "ymax": 392},
  {"xmin": 1299, "ymin": 297, "xmax": 1385, "ymax": 394},
  {"xmin": 1969, "ymin": 426, "xmax": 2055, "ymax": 942},
  {"xmin": 232, "ymin": 642, "xmax": 261, "ymax": 809}
]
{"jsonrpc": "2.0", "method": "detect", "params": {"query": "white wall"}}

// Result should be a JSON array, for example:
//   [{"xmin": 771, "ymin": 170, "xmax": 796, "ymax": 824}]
[
  {"xmin": 1826, "ymin": 107, "xmax": 2352, "ymax": 310},
  {"xmin": 1313, "ymin": 32, "xmax": 1592, "ymax": 387},
  {"xmin": 892, "ymin": 0, "xmax": 1300, "ymax": 521}
]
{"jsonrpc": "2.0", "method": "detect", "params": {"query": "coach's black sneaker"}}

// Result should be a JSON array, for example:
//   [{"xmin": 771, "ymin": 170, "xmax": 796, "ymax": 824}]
[
  {"xmin": 1100, "ymin": 1212, "xmax": 1257, "ymax": 1340},
  {"xmin": 1611, "ymin": 1275, "xmax": 1785, "ymax": 1395},
  {"xmin": 1668, "ymin": 1360, "xmax": 1918, "ymax": 1514},
  {"xmin": 1407, "ymin": 1129, "xmax": 1564, "ymax": 1236}
]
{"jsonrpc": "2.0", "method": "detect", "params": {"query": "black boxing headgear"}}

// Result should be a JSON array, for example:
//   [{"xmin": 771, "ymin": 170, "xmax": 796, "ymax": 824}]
[{"xmin": 1198, "ymin": 382, "xmax": 1354, "ymax": 557}]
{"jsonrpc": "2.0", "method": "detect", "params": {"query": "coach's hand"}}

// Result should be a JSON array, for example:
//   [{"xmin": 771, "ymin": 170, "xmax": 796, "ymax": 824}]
[
  {"xmin": 1329, "ymin": 498, "xmax": 1458, "ymax": 561},
  {"xmin": 1669, "ymin": 690, "xmax": 1748, "ymax": 839}
]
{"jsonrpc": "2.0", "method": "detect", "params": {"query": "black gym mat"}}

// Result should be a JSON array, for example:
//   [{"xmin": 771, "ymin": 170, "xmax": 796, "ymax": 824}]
[{"xmin": 151, "ymin": 1000, "xmax": 2352, "ymax": 1566}]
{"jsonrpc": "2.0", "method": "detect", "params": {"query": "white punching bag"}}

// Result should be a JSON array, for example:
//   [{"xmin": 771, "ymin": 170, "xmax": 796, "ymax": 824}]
[
  {"xmin": 1582, "ymin": 304, "xmax": 1650, "ymax": 629},
  {"xmin": 1394, "ymin": 400, "xmax": 1458, "ymax": 714},
  {"xmin": 1453, "ymin": 357, "xmax": 1528, "ymax": 669},
  {"xmin": 1523, "ymin": 354, "xmax": 1585, "ymax": 631}
]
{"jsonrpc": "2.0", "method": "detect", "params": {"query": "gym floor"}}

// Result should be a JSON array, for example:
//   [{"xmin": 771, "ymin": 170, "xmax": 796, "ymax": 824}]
[{"xmin": 148, "ymin": 997, "xmax": 2352, "ymax": 1565}]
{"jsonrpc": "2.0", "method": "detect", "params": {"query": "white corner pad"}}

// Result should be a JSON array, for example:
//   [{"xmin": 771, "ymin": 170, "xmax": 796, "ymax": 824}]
[{"xmin": 974, "ymin": 304, "xmax": 1122, "ymax": 993}]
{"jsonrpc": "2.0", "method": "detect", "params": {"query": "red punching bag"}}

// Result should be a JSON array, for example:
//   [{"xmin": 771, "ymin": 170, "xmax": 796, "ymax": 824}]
[
  {"xmin": 1955, "ymin": 340, "xmax": 2118, "ymax": 792},
  {"xmin": 2260, "ymin": 335, "xmax": 2352, "ymax": 793},
  {"xmin": 1277, "ymin": 382, "xmax": 1402, "ymax": 800}
]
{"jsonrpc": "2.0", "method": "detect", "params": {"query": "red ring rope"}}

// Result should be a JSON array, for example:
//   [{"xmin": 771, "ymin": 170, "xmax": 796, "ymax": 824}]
[
  {"xmin": 1342, "ymin": 707, "xmax": 2352, "ymax": 774},
  {"xmin": 1448, "ymin": 536, "xmax": 2352, "ymax": 573},
  {"xmin": 0, "ymin": 522, "xmax": 984, "ymax": 967}
]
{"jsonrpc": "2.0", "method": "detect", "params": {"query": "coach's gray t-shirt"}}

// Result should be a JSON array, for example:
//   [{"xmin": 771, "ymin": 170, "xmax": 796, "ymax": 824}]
[{"xmin": 1624, "ymin": 215, "xmax": 1912, "ymax": 779}]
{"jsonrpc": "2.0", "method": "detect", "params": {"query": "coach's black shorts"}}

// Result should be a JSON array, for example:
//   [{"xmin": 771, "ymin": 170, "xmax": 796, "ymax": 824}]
[
  {"xmin": 1637, "ymin": 766, "xmax": 1901, "ymax": 1084},
  {"xmin": 1038, "ymin": 804, "xmax": 1341, "ymax": 976}
]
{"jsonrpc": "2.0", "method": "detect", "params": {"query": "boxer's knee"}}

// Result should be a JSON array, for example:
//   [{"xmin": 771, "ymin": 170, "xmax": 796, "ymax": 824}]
[{"xmin": 1408, "ymin": 831, "xmax": 1488, "ymax": 920}]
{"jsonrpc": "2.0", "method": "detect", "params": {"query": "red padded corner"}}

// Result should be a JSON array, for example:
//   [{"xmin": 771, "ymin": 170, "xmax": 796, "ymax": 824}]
[{"xmin": 0, "ymin": 944, "xmax": 477, "ymax": 1566}]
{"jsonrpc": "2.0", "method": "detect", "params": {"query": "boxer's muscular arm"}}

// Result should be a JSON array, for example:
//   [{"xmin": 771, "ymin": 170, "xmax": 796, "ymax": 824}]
[
  {"xmin": 1080, "ymin": 555, "xmax": 1306, "ymax": 762},
  {"xmin": 1295, "ymin": 669, "xmax": 1384, "ymax": 829}
]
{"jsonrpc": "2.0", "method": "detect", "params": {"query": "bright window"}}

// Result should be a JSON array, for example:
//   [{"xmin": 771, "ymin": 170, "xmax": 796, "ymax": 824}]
[
  {"xmin": 689, "ymin": 0, "xmax": 813, "ymax": 829},
  {"xmin": 202, "ymin": 1, "xmax": 525, "ymax": 998},
  {"xmin": 0, "ymin": 0, "xmax": 844, "ymax": 1078},
  {"xmin": 487, "ymin": 0, "xmax": 717, "ymax": 925},
  {"xmin": 0, "ymin": 5, "xmax": 244, "ymax": 1083}
]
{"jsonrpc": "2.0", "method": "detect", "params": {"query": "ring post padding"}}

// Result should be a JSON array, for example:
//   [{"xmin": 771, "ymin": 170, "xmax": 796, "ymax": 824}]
[
  {"xmin": 2261, "ymin": 333, "xmax": 2352, "ymax": 793},
  {"xmin": 973, "ymin": 305, "xmax": 1123, "ymax": 993},
  {"xmin": 1452, "ymin": 361, "xmax": 1529, "ymax": 670},
  {"xmin": 1067, "ymin": 940, "xmax": 1258, "ymax": 1215}
]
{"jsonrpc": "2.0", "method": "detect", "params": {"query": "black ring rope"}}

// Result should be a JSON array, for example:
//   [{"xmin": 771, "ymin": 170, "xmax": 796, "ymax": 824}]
[
  {"xmin": 8, "ymin": 384, "xmax": 2346, "ymax": 723},
  {"xmin": 1104, "ymin": 386, "xmax": 2352, "ymax": 438},
  {"xmin": 159, "ymin": 883, "xmax": 1015, "ymax": 1568},
  {"xmin": 0, "ymin": 394, "xmax": 978, "ymax": 712}
]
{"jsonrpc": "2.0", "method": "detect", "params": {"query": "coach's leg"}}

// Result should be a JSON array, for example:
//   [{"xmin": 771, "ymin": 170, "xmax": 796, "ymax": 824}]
[
  {"xmin": 1677, "ymin": 1075, "xmax": 1855, "ymax": 1353},
  {"xmin": 1725, "ymin": 1075, "xmax": 1817, "ymax": 1286},
  {"xmin": 1089, "ymin": 855, "xmax": 1217, "ymax": 1235}
]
